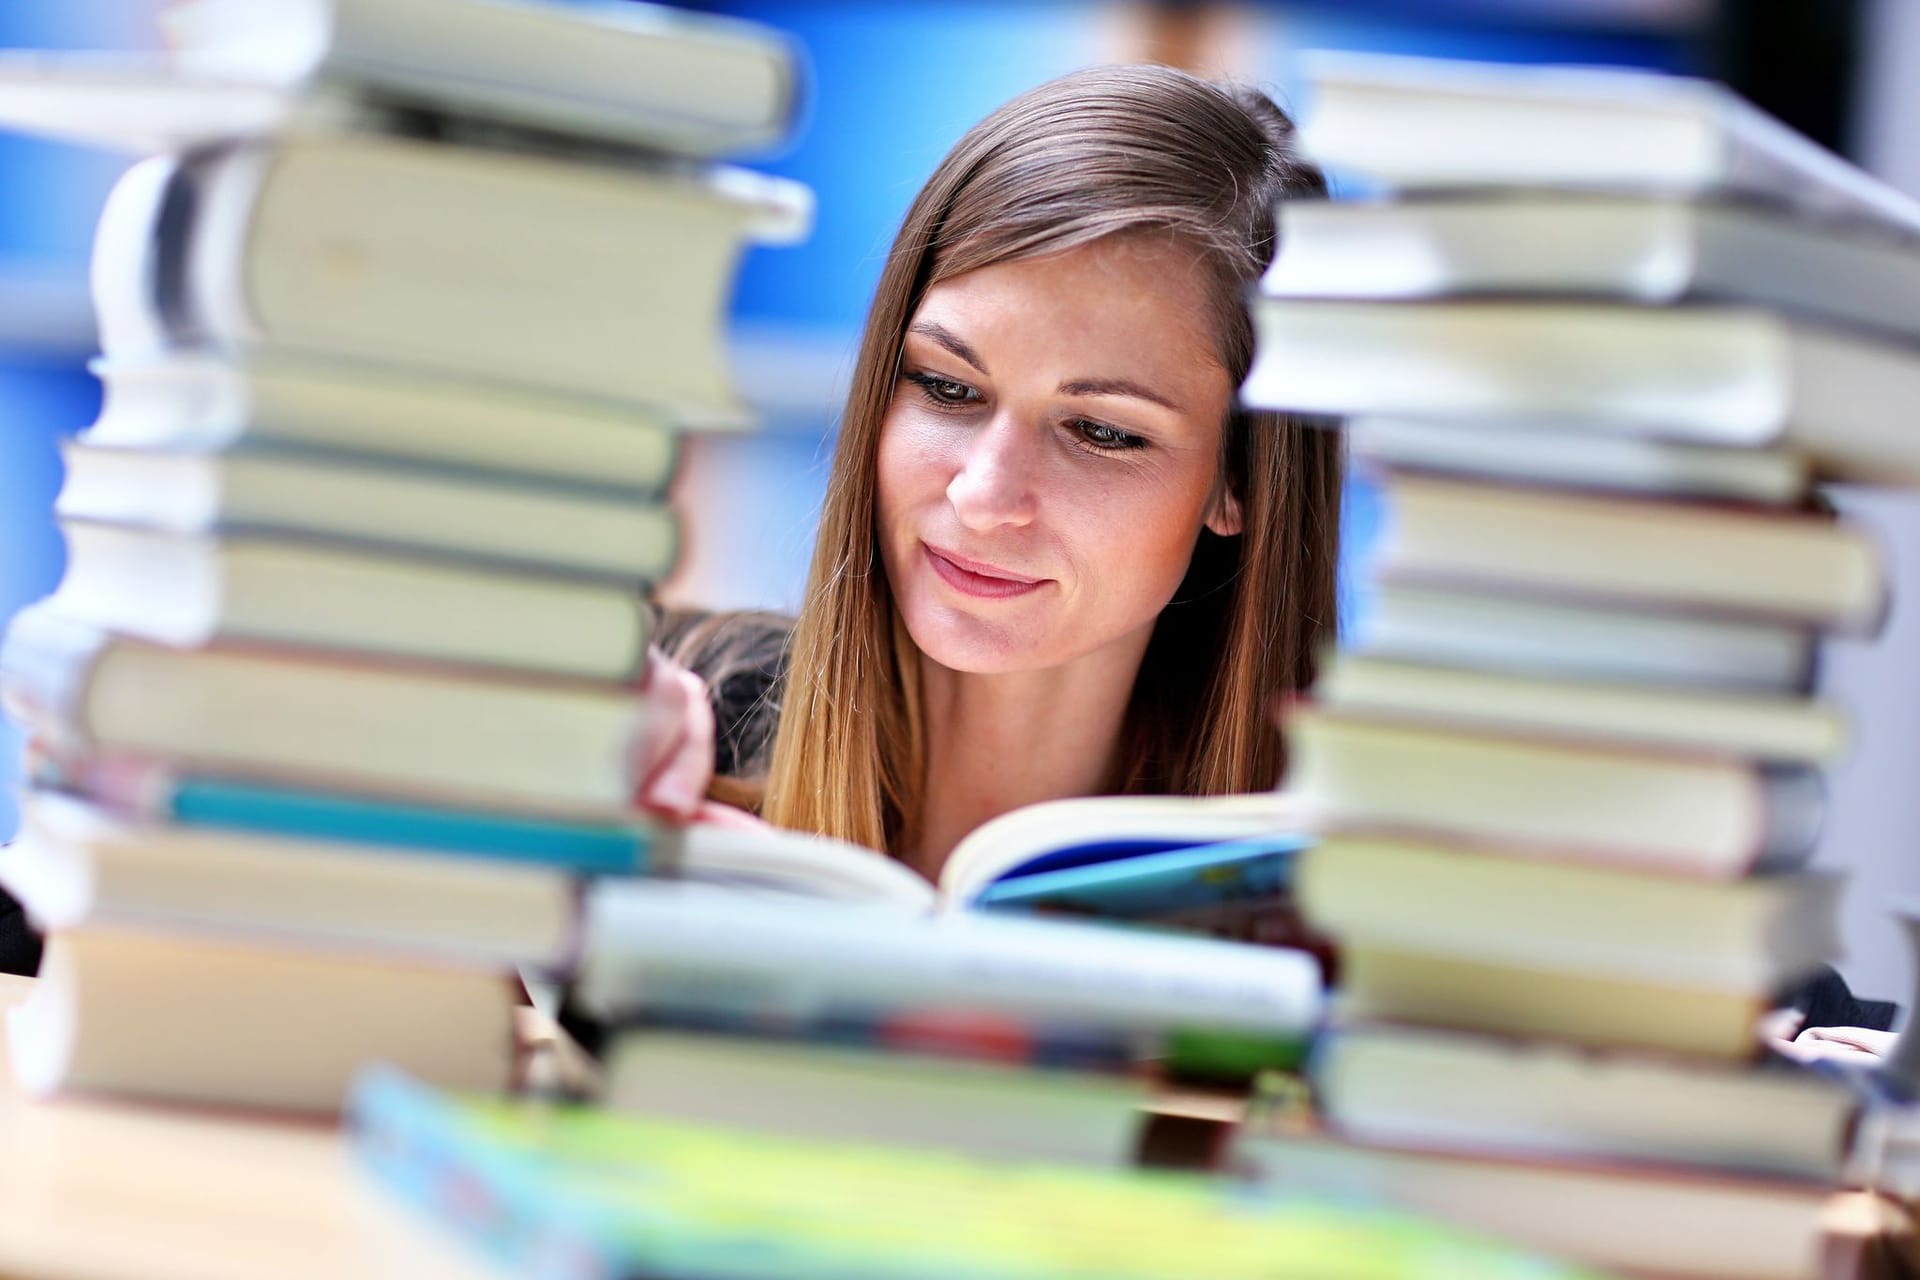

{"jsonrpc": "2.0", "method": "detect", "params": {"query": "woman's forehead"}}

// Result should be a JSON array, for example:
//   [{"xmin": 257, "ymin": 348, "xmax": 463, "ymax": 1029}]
[{"xmin": 909, "ymin": 240, "xmax": 1229, "ymax": 395}]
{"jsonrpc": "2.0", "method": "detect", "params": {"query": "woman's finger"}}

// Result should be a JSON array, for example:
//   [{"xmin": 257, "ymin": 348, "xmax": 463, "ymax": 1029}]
[
  {"xmin": 641, "ymin": 665, "xmax": 717, "ymax": 820},
  {"xmin": 691, "ymin": 798, "xmax": 774, "ymax": 832},
  {"xmin": 1798, "ymin": 1025, "xmax": 1898, "ymax": 1058}
]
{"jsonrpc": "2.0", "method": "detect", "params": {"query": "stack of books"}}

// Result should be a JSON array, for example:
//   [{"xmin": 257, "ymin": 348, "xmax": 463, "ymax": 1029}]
[
  {"xmin": 0, "ymin": 0, "xmax": 811, "ymax": 1113},
  {"xmin": 564, "ymin": 876, "xmax": 1324, "ymax": 1166},
  {"xmin": 1231, "ymin": 52, "xmax": 1920, "ymax": 1280}
]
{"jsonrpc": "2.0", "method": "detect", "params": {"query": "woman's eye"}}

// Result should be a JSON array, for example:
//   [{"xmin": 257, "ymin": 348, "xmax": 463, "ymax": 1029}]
[
  {"xmin": 1072, "ymin": 419, "xmax": 1145, "ymax": 451},
  {"xmin": 904, "ymin": 372, "xmax": 978, "ymax": 406}
]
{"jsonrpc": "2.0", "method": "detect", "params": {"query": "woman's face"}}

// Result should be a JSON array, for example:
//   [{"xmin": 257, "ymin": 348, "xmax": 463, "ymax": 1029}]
[{"xmin": 876, "ymin": 235, "xmax": 1241, "ymax": 677}]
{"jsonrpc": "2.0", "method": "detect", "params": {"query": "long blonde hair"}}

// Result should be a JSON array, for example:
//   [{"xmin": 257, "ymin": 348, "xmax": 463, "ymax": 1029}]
[{"xmin": 753, "ymin": 65, "xmax": 1341, "ymax": 853}]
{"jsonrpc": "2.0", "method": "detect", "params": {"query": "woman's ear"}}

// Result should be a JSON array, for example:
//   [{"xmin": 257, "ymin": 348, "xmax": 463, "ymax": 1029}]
[{"xmin": 1205, "ymin": 487, "xmax": 1244, "ymax": 538}]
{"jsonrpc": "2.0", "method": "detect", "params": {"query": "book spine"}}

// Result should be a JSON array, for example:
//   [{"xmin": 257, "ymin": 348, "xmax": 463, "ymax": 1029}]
[
  {"xmin": 165, "ymin": 777, "xmax": 654, "ymax": 875},
  {"xmin": 312, "ymin": 0, "xmax": 799, "ymax": 152},
  {"xmin": 618, "ymin": 1004, "xmax": 1143, "ymax": 1074},
  {"xmin": 84, "ymin": 355, "xmax": 254, "ymax": 454},
  {"xmin": 90, "ymin": 155, "xmax": 186, "ymax": 360}
]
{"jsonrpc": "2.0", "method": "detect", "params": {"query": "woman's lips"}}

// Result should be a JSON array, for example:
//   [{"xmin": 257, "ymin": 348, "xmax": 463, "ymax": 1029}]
[{"xmin": 923, "ymin": 544, "xmax": 1048, "ymax": 599}]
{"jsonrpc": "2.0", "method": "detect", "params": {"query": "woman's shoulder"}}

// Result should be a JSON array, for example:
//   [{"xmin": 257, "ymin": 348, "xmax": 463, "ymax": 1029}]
[{"xmin": 654, "ymin": 607, "xmax": 793, "ymax": 779}]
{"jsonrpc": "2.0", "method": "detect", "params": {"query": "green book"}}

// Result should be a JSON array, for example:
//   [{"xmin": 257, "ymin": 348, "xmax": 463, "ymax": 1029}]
[{"xmin": 350, "ymin": 1067, "xmax": 1610, "ymax": 1280}]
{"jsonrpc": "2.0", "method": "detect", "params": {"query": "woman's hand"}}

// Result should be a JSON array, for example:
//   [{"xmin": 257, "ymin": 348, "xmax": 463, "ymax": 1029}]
[
  {"xmin": 1762, "ymin": 1009, "xmax": 1900, "ymax": 1067},
  {"xmin": 631, "ymin": 647, "xmax": 716, "ymax": 821}
]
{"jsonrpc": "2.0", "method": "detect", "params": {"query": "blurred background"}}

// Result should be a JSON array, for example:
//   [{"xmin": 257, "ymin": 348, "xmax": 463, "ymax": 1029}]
[{"xmin": 3, "ymin": 0, "xmax": 1918, "ymax": 1000}]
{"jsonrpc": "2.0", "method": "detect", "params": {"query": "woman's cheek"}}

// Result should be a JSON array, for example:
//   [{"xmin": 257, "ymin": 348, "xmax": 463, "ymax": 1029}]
[
  {"xmin": 878, "ymin": 408, "xmax": 962, "ymax": 510},
  {"xmin": 1082, "ymin": 472, "xmax": 1213, "ymax": 602}
]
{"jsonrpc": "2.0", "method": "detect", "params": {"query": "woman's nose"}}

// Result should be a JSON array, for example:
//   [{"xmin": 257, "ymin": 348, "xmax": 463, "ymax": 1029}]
[{"xmin": 946, "ymin": 414, "xmax": 1038, "ymax": 530}]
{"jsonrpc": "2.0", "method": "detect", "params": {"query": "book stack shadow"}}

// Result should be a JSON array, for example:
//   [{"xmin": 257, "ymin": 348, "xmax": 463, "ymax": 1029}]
[
  {"xmin": 1232, "ymin": 52, "xmax": 1920, "ymax": 1280},
  {"xmin": 0, "ymin": 0, "xmax": 811, "ymax": 1114}
]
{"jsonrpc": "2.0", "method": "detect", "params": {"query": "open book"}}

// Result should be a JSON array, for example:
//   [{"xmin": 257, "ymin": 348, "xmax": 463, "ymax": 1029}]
[{"xmin": 673, "ymin": 791, "xmax": 1312, "ymax": 917}]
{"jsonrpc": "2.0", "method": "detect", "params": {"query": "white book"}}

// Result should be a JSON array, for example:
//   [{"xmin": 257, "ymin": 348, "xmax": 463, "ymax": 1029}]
[
  {"xmin": 1350, "ymin": 582, "xmax": 1816, "ymax": 694},
  {"xmin": 0, "ymin": 53, "xmax": 292, "ymax": 155},
  {"xmin": 0, "ymin": 0, "xmax": 797, "ymax": 158},
  {"xmin": 8, "ymin": 925, "xmax": 516, "ymax": 1113},
  {"xmin": 1234, "ymin": 1127, "xmax": 1833, "ymax": 1280},
  {"xmin": 3, "ymin": 607, "xmax": 654, "ymax": 817},
  {"xmin": 1316, "ymin": 652, "xmax": 1846, "ymax": 765},
  {"xmin": 54, "ymin": 441, "xmax": 675, "ymax": 579},
  {"xmin": 603, "ymin": 1031, "xmax": 1148, "ymax": 1168},
  {"xmin": 1315, "ymin": 1024, "xmax": 1855, "ymax": 1182},
  {"xmin": 84, "ymin": 352, "xmax": 686, "ymax": 494},
  {"xmin": 1334, "ymin": 944, "xmax": 1785, "ymax": 1063},
  {"xmin": 1246, "ymin": 297, "xmax": 1920, "ymax": 486},
  {"xmin": 1363, "ymin": 472, "xmax": 1884, "ymax": 632},
  {"xmin": 165, "ymin": 0, "xmax": 800, "ymax": 155},
  {"xmin": 1299, "ymin": 50, "xmax": 1920, "ymax": 231},
  {"xmin": 1295, "ymin": 832, "xmax": 1840, "ymax": 991},
  {"xmin": 1266, "ymin": 193, "xmax": 1920, "ymax": 342},
  {"xmin": 574, "ymin": 880, "xmax": 1322, "ymax": 1042},
  {"xmin": 50, "ymin": 522, "xmax": 655, "ymax": 682},
  {"xmin": 1348, "ymin": 415, "xmax": 1808, "ymax": 505},
  {"xmin": 95, "ymin": 136, "xmax": 809, "ymax": 417},
  {"xmin": 1, "ymin": 791, "xmax": 575, "ymax": 969},
  {"xmin": 1287, "ymin": 706, "xmax": 1826, "ymax": 876},
  {"xmin": 56, "ymin": 443, "xmax": 679, "ymax": 585}
]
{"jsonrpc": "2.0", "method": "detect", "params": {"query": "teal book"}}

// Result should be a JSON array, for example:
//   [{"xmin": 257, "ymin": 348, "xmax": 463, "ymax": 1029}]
[
  {"xmin": 168, "ymin": 778, "xmax": 652, "ymax": 874},
  {"xmin": 349, "ymin": 1067, "xmax": 1610, "ymax": 1280}
]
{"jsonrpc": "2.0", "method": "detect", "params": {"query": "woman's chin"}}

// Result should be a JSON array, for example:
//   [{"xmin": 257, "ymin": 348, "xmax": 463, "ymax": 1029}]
[{"xmin": 901, "ymin": 606, "xmax": 1050, "ymax": 676}]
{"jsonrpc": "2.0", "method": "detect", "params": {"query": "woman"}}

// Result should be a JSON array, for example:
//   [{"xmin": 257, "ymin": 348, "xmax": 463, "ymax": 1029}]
[
  {"xmin": 636, "ymin": 64, "xmax": 1342, "ymax": 878},
  {"xmin": 627, "ymin": 61, "xmax": 1900, "ymax": 1060}
]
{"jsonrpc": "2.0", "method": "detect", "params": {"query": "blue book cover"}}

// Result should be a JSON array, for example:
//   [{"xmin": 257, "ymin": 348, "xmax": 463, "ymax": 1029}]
[
  {"xmin": 976, "ymin": 834, "xmax": 1307, "ymax": 919},
  {"xmin": 168, "ymin": 778, "xmax": 652, "ymax": 875}
]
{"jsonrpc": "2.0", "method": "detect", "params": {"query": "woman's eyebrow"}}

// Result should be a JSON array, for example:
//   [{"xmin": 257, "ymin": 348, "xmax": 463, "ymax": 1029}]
[
  {"xmin": 907, "ymin": 321, "xmax": 988, "ymax": 373},
  {"xmin": 1058, "ymin": 376, "xmax": 1184, "ymax": 414}
]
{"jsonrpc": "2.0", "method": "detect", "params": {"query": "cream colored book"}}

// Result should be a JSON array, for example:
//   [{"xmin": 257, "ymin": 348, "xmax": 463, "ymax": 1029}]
[
  {"xmin": 1235, "ymin": 1123, "xmax": 1833, "ymax": 1280},
  {"xmin": 1336, "ymin": 944, "xmax": 1772, "ymax": 1061},
  {"xmin": 1358, "ymin": 471, "xmax": 1884, "ymax": 630},
  {"xmin": 1297, "ymin": 50, "xmax": 1920, "ymax": 228},
  {"xmin": 1314, "ymin": 1023, "xmax": 1855, "ymax": 1181},
  {"xmin": 9, "ymin": 926, "xmax": 516, "ymax": 1113},
  {"xmin": 1295, "ymin": 832, "xmax": 1839, "ymax": 990},
  {"xmin": 1246, "ymin": 298, "xmax": 1920, "ymax": 487},
  {"xmin": 1286, "ymin": 706, "xmax": 1823, "ymax": 875},
  {"xmin": 1316, "ymin": 652, "xmax": 1846, "ymax": 764}
]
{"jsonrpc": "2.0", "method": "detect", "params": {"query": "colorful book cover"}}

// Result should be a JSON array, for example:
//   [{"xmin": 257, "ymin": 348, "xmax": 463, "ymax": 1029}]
[
  {"xmin": 349, "ymin": 1067, "xmax": 1610, "ymax": 1280},
  {"xmin": 977, "ymin": 834, "xmax": 1306, "ymax": 918},
  {"xmin": 621, "ymin": 1002, "xmax": 1142, "ymax": 1074}
]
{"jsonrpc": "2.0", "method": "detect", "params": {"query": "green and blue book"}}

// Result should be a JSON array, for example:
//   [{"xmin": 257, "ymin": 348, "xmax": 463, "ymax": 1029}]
[{"xmin": 349, "ymin": 1066, "xmax": 1610, "ymax": 1280}]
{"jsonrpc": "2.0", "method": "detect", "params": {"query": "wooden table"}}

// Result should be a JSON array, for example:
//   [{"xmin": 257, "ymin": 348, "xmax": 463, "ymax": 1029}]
[{"xmin": 0, "ymin": 974, "xmax": 492, "ymax": 1280}]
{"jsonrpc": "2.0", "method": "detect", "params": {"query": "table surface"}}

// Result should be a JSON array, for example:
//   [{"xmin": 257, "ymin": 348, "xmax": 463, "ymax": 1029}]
[{"xmin": 0, "ymin": 973, "xmax": 494, "ymax": 1280}]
